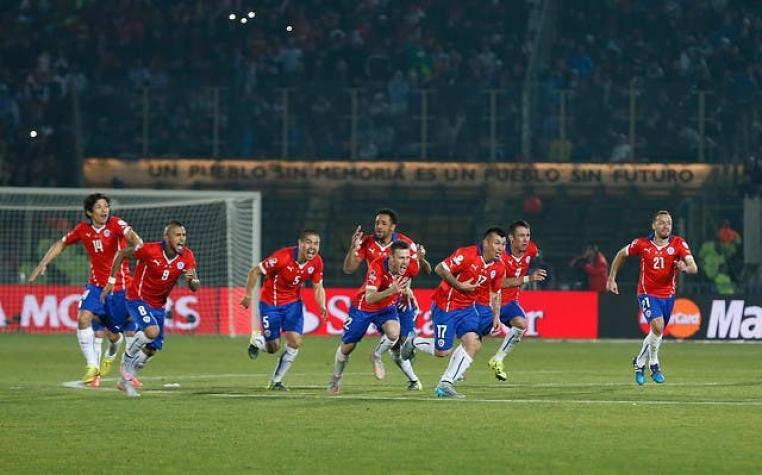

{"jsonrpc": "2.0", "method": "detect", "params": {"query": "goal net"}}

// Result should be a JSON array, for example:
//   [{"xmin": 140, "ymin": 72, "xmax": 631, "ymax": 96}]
[{"xmin": 0, "ymin": 187, "xmax": 260, "ymax": 336}]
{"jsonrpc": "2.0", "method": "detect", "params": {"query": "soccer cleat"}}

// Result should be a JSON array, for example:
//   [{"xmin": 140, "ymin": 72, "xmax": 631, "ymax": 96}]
[
  {"xmin": 650, "ymin": 364, "xmax": 665, "ymax": 384},
  {"xmin": 400, "ymin": 332, "xmax": 416, "ymax": 360},
  {"xmin": 267, "ymin": 381, "xmax": 289, "ymax": 391},
  {"xmin": 99, "ymin": 356, "xmax": 116, "ymax": 377},
  {"xmin": 407, "ymin": 380, "xmax": 423, "ymax": 391},
  {"xmin": 88, "ymin": 374, "xmax": 101, "ymax": 388},
  {"xmin": 81, "ymin": 365, "xmax": 99, "ymax": 384},
  {"xmin": 488, "ymin": 357, "xmax": 508, "ymax": 382},
  {"xmin": 632, "ymin": 356, "xmax": 646, "ymax": 386},
  {"xmin": 370, "ymin": 353, "xmax": 385, "ymax": 380},
  {"xmin": 117, "ymin": 379, "xmax": 140, "ymax": 397},
  {"xmin": 434, "ymin": 382, "xmax": 464, "ymax": 399},
  {"xmin": 327, "ymin": 375, "xmax": 341, "ymax": 395},
  {"xmin": 130, "ymin": 376, "xmax": 143, "ymax": 388},
  {"xmin": 247, "ymin": 344, "xmax": 260, "ymax": 360}
]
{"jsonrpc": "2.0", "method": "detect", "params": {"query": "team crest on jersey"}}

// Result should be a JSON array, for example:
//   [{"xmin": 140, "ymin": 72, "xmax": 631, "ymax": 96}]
[
  {"xmin": 667, "ymin": 247, "xmax": 675, "ymax": 255},
  {"xmin": 525, "ymin": 256, "xmax": 530, "ymax": 264},
  {"xmin": 177, "ymin": 262, "xmax": 186, "ymax": 270},
  {"xmin": 103, "ymin": 229, "xmax": 111, "ymax": 238},
  {"xmin": 308, "ymin": 267, "xmax": 314, "ymax": 274},
  {"xmin": 490, "ymin": 270, "xmax": 496, "ymax": 279}
]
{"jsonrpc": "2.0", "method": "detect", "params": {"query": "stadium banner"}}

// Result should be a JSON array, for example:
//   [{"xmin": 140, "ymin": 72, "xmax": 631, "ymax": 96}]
[
  {"xmin": 598, "ymin": 293, "xmax": 762, "ymax": 341},
  {"xmin": 0, "ymin": 285, "xmax": 597, "ymax": 339},
  {"xmin": 83, "ymin": 159, "xmax": 739, "ymax": 196}
]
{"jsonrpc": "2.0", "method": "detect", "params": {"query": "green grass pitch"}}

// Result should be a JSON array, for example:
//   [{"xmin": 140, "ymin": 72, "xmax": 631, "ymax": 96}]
[{"xmin": 1, "ymin": 334, "xmax": 760, "ymax": 474}]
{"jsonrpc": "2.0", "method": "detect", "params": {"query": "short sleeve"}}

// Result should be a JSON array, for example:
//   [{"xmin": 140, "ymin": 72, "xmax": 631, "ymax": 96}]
[
  {"xmin": 626, "ymin": 239, "xmax": 643, "ymax": 257},
  {"xmin": 311, "ymin": 257, "xmax": 324, "ymax": 283},
  {"xmin": 490, "ymin": 266, "xmax": 505, "ymax": 293},
  {"xmin": 677, "ymin": 239, "xmax": 693, "ymax": 258},
  {"xmin": 259, "ymin": 251, "xmax": 285, "ymax": 275},
  {"xmin": 133, "ymin": 244, "xmax": 151, "ymax": 260},
  {"xmin": 62, "ymin": 225, "xmax": 82, "ymax": 245},
  {"xmin": 365, "ymin": 261, "xmax": 383, "ymax": 288},
  {"xmin": 441, "ymin": 247, "xmax": 469, "ymax": 274}
]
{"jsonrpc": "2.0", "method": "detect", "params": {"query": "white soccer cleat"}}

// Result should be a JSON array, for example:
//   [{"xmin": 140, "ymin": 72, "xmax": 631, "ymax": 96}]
[
  {"xmin": 327, "ymin": 375, "xmax": 342, "ymax": 396},
  {"xmin": 117, "ymin": 378, "xmax": 140, "ymax": 397},
  {"xmin": 370, "ymin": 353, "xmax": 385, "ymax": 380}
]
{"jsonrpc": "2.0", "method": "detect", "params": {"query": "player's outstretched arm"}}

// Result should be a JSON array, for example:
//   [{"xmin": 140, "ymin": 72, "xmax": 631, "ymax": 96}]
[
  {"xmin": 606, "ymin": 246, "xmax": 629, "ymax": 294},
  {"xmin": 125, "ymin": 228, "xmax": 144, "ymax": 248},
  {"xmin": 342, "ymin": 225, "xmax": 364, "ymax": 274},
  {"xmin": 100, "ymin": 247, "xmax": 136, "ymax": 301},
  {"xmin": 313, "ymin": 281, "xmax": 327, "ymax": 320},
  {"xmin": 28, "ymin": 240, "xmax": 68, "ymax": 282},
  {"xmin": 417, "ymin": 244, "xmax": 433, "ymax": 274},
  {"xmin": 240, "ymin": 266, "xmax": 263, "ymax": 308}
]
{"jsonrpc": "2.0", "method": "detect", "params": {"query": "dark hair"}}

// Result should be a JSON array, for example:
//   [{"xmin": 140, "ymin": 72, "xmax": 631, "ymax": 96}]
[
  {"xmin": 376, "ymin": 208, "xmax": 398, "ymax": 225},
  {"xmin": 482, "ymin": 226, "xmax": 507, "ymax": 239},
  {"xmin": 390, "ymin": 240, "xmax": 410, "ymax": 254},
  {"xmin": 509, "ymin": 220, "xmax": 530, "ymax": 235},
  {"xmin": 652, "ymin": 210, "xmax": 671, "ymax": 223},
  {"xmin": 300, "ymin": 229, "xmax": 320, "ymax": 240},
  {"xmin": 83, "ymin": 193, "xmax": 110, "ymax": 215}
]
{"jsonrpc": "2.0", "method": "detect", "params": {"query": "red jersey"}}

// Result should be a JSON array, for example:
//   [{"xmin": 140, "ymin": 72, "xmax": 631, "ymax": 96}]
[
  {"xmin": 433, "ymin": 244, "xmax": 502, "ymax": 312},
  {"xmin": 353, "ymin": 256, "xmax": 420, "ymax": 312},
  {"xmin": 355, "ymin": 232, "xmax": 417, "ymax": 264},
  {"xmin": 626, "ymin": 235, "xmax": 692, "ymax": 298},
  {"xmin": 62, "ymin": 215, "xmax": 132, "ymax": 291},
  {"xmin": 474, "ymin": 259, "xmax": 506, "ymax": 306},
  {"xmin": 259, "ymin": 246, "xmax": 324, "ymax": 306},
  {"xmin": 500, "ymin": 241, "xmax": 539, "ymax": 303},
  {"xmin": 128, "ymin": 242, "xmax": 196, "ymax": 308}
]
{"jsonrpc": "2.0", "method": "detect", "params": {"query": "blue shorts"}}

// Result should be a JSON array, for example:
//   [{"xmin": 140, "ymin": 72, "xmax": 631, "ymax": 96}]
[
  {"xmin": 431, "ymin": 304, "xmax": 480, "ymax": 352},
  {"xmin": 398, "ymin": 304, "xmax": 417, "ymax": 338},
  {"xmin": 476, "ymin": 301, "xmax": 527, "ymax": 336},
  {"xmin": 79, "ymin": 284, "xmax": 136, "ymax": 333},
  {"xmin": 126, "ymin": 299, "xmax": 166, "ymax": 350},
  {"xmin": 638, "ymin": 295, "xmax": 675, "ymax": 325},
  {"xmin": 259, "ymin": 301, "xmax": 304, "ymax": 341},
  {"xmin": 342, "ymin": 306, "xmax": 399, "ymax": 345}
]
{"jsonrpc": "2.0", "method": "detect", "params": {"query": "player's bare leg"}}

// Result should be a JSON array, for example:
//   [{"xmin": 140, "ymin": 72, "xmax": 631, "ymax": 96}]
[
  {"xmin": 489, "ymin": 316, "xmax": 527, "ymax": 382},
  {"xmin": 268, "ymin": 332, "xmax": 301, "ymax": 391}
]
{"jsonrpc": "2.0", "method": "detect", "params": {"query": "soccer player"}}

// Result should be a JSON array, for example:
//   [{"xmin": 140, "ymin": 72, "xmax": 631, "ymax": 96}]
[
  {"xmin": 28, "ymin": 193, "xmax": 143, "ymax": 386},
  {"xmin": 328, "ymin": 241, "xmax": 420, "ymax": 395},
  {"xmin": 483, "ymin": 220, "xmax": 547, "ymax": 381},
  {"xmin": 606, "ymin": 210, "xmax": 698, "ymax": 385},
  {"xmin": 402, "ymin": 227, "xmax": 506, "ymax": 398},
  {"xmin": 342, "ymin": 208, "xmax": 431, "ymax": 390},
  {"xmin": 240, "ymin": 230, "xmax": 327, "ymax": 391},
  {"xmin": 102, "ymin": 220, "xmax": 200, "ymax": 397}
]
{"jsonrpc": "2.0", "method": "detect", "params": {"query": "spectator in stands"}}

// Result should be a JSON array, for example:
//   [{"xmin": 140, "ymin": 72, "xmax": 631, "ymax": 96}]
[{"xmin": 569, "ymin": 244, "xmax": 609, "ymax": 292}]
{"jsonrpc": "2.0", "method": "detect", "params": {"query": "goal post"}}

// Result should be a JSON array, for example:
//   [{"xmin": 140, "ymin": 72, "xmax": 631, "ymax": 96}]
[{"xmin": 0, "ymin": 187, "xmax": 261, "ymax": 337}]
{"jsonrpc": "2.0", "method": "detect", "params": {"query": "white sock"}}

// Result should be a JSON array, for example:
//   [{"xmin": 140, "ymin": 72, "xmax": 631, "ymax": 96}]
[
  {"xmin": 648, "ymin": 333, "xmax": 663, "ymax": 366},
  {"xmin": 374, "ymin": 336, "xmax": 397, "ymax": 358},
  {"xmin": 125, "ymin": 331, "xmax": 153, "ymax": 358},
  {"xmin": 272, "ymin": 346, "xmax": 299, "ymax": 383},
  {"xmin": 93, "ymin": 337, "xmax": 103, "ymax": 365},
  {"xmin": 77, "ymin": 327, "xmax": 98, "ymax": 367},
  {"xmin": 333, "ymin": 346, "xmax": 350, "ymax": 377},
  {"xmin": 441, "ymin": 345, "xmax": 473, "ymax": 384},
  {"xmin": 636, "ymin": 333, "xmax": 653, "ymax": 368},
  {"xmin": 373, "ymin": 335, "xmax": 393, "ymax": 358},
  {"xmin": 391, "ymin": 349, "xmax": 419, "ymax": 382},
  {"xmin": 124, "ymin": 350, "xmax": 150, "ymax": 380},
  {"xmin": 413, "ymin": 337, "xmax": 435, "ymax": 356},
  {"xmin": 106, "ymin": 334, "xmax": 123, "ymax": 359},
  {"xmin": 493, "ymin": 327, "xmax": 525, "ymax": 361},
  {"xmin": 249, "ymin": 331, "xmax": 265, "ymax": 350}
]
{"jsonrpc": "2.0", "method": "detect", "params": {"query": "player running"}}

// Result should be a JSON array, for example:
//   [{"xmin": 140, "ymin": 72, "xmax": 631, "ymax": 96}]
[
  {"xmin": 241, "ymin": 230, "xmax": 327, "ymax": 391},
  {"xmin": 329, "ymin": 241, "xmax": 420, "ymax": 395},
  {"xmin": 102, "ymin": 220, "xmax": 200, "ymax": 397},
  {"xmin": 607, "ymin": 210, "xmax": 698, "ymax": 385},
  {"xmin": 482, "ymin": 220, "xmax": 547, "ymax": 381},
  {"xmin": 29, "ymin": 193, "xmax": 143, "ymax": 387},
  {"xmin": 342, "ymin": 208, "xmax": 431, "ymax": 390}
]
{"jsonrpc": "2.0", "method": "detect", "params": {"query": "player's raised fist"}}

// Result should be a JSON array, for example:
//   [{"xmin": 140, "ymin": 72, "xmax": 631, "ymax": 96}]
[
  {"xmin": 457, "ymin": 278, "xmax": 478, "ymax": 293},
  {"xmin": 675, "ymin": 260, "xmax": 688, "ymax": 272},
  {"xmin": 240, "ymin": 295, "xmax": 252, "ymax": 308},
  {"xmin": 606, "ymin": 279, "xmax": 619, "ymax": 294},
  {"xmin": 350, "ymin": 225, "xmax": 363, "ymax": 249},
  {"xmin": 531, "ymin": 269, "xmax": 547, "ymax": 282}
]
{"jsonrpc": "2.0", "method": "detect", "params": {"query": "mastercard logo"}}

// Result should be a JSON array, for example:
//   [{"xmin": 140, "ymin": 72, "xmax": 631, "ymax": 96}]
[{"xmin": 637, "ymin": 298, "xmax": 701, "ymax": 339}]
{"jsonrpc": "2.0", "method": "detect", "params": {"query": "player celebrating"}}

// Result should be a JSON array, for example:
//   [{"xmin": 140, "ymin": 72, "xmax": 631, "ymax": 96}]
[
  {"xmin": 483, "ymin": 220, "xmax": 547, "ymax": 381},
  {"xmin": 241, "ymin": 230, "xmax": 327, "ymax": 391},
  {"xmin": 403, "ymin": 227, "xmax": 506, "ymax": 399},
  {"xmin": 102, "ymin": 220, "xmax": 200, "ymax": 397},
  {"xmin": 29, "ymin": 193, "xmax": 143, "ymax": 386},
  {"xmin": 607, "ymin": 210, "xmax": 698, "ymax": 385},
  {"xmin": 342, "ymin": 208, "xmax": 431, "ymax": 390},
  {"xmin": 329, "ymin": 241, "xmax": 420, "ymax": 395}
]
